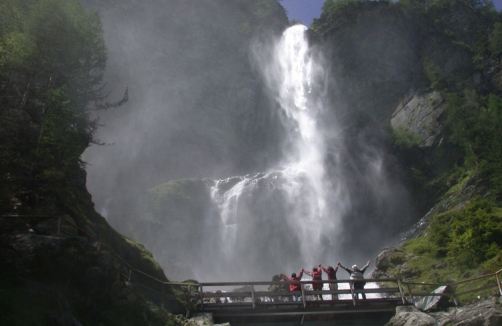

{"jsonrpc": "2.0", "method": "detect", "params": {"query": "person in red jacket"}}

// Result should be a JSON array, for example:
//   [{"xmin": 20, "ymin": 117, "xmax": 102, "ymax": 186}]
[
  {"xmin": 321, "ymin": 263, "xmax": 340, "ymax": 300},
  {"xmin": 279, "ymin": 269, "xmax": 304, "ymax": 302},
  {"xmin": 304, "ymin": 264, "xmax": 323, "ymax": 300}
]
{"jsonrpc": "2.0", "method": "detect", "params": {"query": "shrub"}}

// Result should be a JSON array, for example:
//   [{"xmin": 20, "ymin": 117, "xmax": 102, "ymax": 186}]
[{"xmin": 429, "ymin": 198, "xmax": 502, "ymax": 267}]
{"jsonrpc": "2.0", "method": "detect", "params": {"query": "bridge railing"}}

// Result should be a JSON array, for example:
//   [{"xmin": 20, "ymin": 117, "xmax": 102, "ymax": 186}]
[
  {"xmin": 188, "ymin": 278, "xmax": 408, "ymax": 310},
  {"xmin": 401, "ymin": 268, "xmax": 502, "ymax": 308}
]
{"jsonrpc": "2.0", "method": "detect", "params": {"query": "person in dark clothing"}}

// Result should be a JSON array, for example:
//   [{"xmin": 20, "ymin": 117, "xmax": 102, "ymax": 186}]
[
  {"xmin": 279, "ymin": 269, "xmax": 304, "ymax": 302},
  {"xmin": 339, "ymin": 260, "xmax": 371, "ymax": 299},
  {"xmin": 304, "ymin": 264, "xmax": 323, "ymax": 300},
  {"xmin": 321, "ymin": 263, "xmax": 340, "ymax": 300}
]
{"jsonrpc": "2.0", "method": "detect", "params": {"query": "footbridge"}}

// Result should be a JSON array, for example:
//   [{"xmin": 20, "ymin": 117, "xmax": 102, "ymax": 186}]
[
  {"xmin": 174, "ymin": 270, "xmax": 502, "ymax": 325},
  {"xmin": 186, "ymin": 279, "xmax": 410, "ymax": 325}
]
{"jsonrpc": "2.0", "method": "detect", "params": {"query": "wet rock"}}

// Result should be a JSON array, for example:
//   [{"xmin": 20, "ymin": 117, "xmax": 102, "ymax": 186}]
[
  {"xmin": 386, "ymin": 297, "xmax": 502, "ymax": 326},
  {"xmin": 391, "ymin": 90, "xmax": 445, "ymax": 147},
  {"xmin": 385, "ymin": 305, "xmax": 437, "ymax": 326},
  {"xmin": 190, "ymin": 312, "xmax": 214, "ymax": 325},
  {"xmin": 373, "ymin": 247, "xmax": 413, "ymax": 274},
  {"xmin": 431, "ymin": 297, "xmax": 502, "ymax": 326}
]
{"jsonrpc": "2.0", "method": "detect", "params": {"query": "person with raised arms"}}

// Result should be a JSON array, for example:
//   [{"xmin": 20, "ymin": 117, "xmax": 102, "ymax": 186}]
[
  {"xmin": 339, "ymin": 260, "xmax": 371, "ymax": 299},
  {"xmin": 304, "ymin": 264, "xmax": 323, "ymax": 300},
  {"xmin": 321, "ymin": 263, "xmax": 340, "ymax": 300},
  {"xmin": 279, "ymin": 268, "xmax": 304, "ymax": 302}
]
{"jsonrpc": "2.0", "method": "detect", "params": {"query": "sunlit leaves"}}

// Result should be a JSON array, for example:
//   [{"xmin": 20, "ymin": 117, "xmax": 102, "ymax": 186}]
[
  {"xmin": 429, "ymin": 199, "xmax": 502, "ymax": 267},
  {"xmin": 0, "ymin": 0, "xmax": 109, "ymax": 212}
]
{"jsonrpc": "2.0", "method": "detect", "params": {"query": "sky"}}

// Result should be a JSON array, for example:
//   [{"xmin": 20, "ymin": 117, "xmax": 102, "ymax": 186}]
[
  {"xmin": 280, "ymin": 0, "xmax": 502, "ymax": 26},
  {"xmin": 280, "ymin": 0, "xmax": 325, "ymax": 26}
]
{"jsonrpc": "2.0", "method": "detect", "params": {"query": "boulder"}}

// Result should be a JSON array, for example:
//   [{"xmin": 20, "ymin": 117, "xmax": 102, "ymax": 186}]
[
  {"xmin": 431, "ymin": 297, "xmax": 502, "ymax": 326},
  {"xmin": 373, "ymin": 247, "xmax": 414, "ymax": 276},
  {"xmin": 386, "ymin": 297, "xmax": 502, "ymax": 326},
  {"xmin": 386, "ymin": 306, "xmax": 437, "ymax": 326}
]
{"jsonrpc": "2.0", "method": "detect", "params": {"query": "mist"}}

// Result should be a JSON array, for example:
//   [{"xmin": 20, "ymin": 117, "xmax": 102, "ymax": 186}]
[{"xmin": 83, "ymin": 0, "xmax": 416, "ymax": 282}]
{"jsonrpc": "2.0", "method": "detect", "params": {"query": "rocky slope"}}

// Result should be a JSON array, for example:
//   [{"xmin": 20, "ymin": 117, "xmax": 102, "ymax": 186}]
[{"xmin": 386, "ymin": 297, "xmax": 502, "ymax": 326}]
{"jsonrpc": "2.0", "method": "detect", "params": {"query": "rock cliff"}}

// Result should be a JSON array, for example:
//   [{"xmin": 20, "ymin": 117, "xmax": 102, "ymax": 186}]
[
  {"xmin": 386, "ymin": 297, "xmax": 502, "ymax": 326},
  {"xmin": 82, "ymin": 0, "xmax": 289, "ymax": 215}
]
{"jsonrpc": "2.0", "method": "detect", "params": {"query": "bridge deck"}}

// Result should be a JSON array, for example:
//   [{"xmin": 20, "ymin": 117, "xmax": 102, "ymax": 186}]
[
  {"xmin": 196, "ymin": 297, "xmax": 408, "ymax": 325},
  {"xmin": 200, "ymin": 298, "xmax": 405, "ymax": 325}
]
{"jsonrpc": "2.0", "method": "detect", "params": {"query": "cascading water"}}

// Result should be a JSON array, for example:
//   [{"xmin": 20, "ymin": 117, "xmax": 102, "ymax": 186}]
[{"xmin": 202, "ymin": 25, "xmax": 349, "ymax": 281}]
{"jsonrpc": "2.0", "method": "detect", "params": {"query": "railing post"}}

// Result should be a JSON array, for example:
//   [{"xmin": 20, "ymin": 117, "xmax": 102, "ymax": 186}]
[
  {"xmin": 57, "ymin": 216, "xmax": 61, "ymax": 236},
  {"xmin": 251, "ymin": 284, "xmax": 256, "ymax": 309},
  {"xmin": 199, "ymin": 285, "xmax": 204, "ymax": 310},
  {"xmin": 406, "ymin": 283, "xmax": 414, "ymax": 303},
  {"xmin": 449, "ymin": 285, "xmax": 459, "ymax": 307},
  {"xmin": 186, "ymin": 284, "xmax": 191, "ymax": 318},
  {"xmin": 301, "ymin": 284, "xmax": 306, "ymax": 308},
  {"xmin": 349, "ymin": 281, "xmax": 357, "ymax": 307},
  {"xmin": 397, "ymin": 279, "xmax": 406, "ymax": 305},
  {"xmin": 496, "ymin": 272, "xmax": 502, "ymax": 296}
]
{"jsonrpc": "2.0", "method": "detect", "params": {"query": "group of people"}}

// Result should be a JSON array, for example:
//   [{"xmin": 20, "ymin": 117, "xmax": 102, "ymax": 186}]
[{"xmin": 278, "ymin": 260, "xmax": 371, "ymax": 301}]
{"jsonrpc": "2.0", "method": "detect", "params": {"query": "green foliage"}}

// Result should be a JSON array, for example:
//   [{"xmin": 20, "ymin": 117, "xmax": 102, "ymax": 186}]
[
  {"xmin": 423, "ymin": 57, "xmax": 446, "ymax": 90},
  {"xmin": 311, "ymin": 0, "xmax": 361, "ymax": 33},
  {"xmin": 237, "ymin": 0, "xmax": 288, "ymax": 36},
  {"xmin": 403, "ymin": 198, "xmax": 502, "ymax": 272},
  {"xmin": 429, "ymin": 199, "xmax": 502, "ymax": 267},
  {"xmin": 402, "ymin": 236, "xmax": 436, "ymax": 255},
  {"xmin": 389, "ymin": 253, "xmax": 407, "ymax": 265},
  {"xmin": 391, "ymin": 126, "xmax": 424, "ymax": 149},
  {"xmin": 489, "ymin": 22, "xmax": 502, "ymax": 56},
  {"xmin": 444, "ymin": 91, "xmax": 502, "ymax": 196},
  {"xmin": 0, "ymin": 0, "xmax": 126, "ymax": 214},
  {"xmin": 396, "ymin": 202, "xmax": 502, "ymax": 301},
  {"xmin": 321, "ymin": 0, "xmax": 358, "ymax": 13}
]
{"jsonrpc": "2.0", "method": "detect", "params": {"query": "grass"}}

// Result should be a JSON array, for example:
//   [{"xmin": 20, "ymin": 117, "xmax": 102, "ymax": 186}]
[{"xmin": 390, "ymin": 234, "xmax": 502, "ymax": 304}]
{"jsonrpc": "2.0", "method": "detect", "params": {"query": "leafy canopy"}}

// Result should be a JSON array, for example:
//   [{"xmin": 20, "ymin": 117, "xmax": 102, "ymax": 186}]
[{"xmin": 0, "ymin": 0, "xmax": 124, "ymax": 213}]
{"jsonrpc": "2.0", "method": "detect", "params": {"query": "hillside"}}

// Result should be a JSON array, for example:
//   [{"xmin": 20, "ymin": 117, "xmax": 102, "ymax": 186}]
[
  {"xmin": 310, "ymin": 0, "xmax": 502, "ymax": 305},
  {"xmin": 0, "ymin": 0, "xmax": 179, "ymax": 324}
]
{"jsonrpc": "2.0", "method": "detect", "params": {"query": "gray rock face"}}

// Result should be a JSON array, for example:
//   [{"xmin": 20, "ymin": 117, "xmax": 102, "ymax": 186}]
[
  {"xmin": 82, "ymin": 0, "xmax": 288, "ymax": 215},
  {"xmin": 372, "ymin": 247, "xmax": 418, "ymax": 280},
  {"xmin": 430, "ymin": 297, "xmax": 502, "ymax": 326},
  {"xmin": 318, "ymin": 2, "xmax": 424, "ymax": 122},
  {"xmin": 386, "ymin": 297, "xmax": 502, "ymax": 326},
  {"xmin": 386, "ymin": 305, "xmax": 437, "ymax": 326},
  {"xmin": 375, "ymin": 247, "xmax": 406, "ymax": 271},
  {"xmin": 391, "ymin": 91, "xmax": 445, "ymax": 147}
]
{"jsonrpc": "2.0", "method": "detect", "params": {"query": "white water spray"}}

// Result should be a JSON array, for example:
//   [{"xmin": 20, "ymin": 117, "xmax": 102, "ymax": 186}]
[{"xmin": 206, "ymin": 25, "xmax": 347, "ymax": 280}]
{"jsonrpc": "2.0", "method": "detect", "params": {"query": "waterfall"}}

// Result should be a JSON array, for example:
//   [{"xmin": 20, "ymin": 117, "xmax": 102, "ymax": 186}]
[{"xmin": 203, "ymin": 25, "xmax": 348, "ymax": 281}]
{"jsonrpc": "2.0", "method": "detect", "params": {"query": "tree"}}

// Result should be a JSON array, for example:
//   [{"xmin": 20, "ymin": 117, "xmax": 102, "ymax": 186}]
[{"xmin": 0, "ymin": 0, "xmax": 125, "ymax": 213}]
